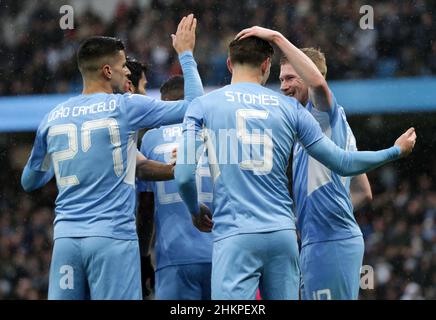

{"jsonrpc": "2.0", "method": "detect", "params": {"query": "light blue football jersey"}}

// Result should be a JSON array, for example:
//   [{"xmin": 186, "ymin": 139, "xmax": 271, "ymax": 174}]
[
  {"xmin": 293, "ymin": 92, "xmax": 363, "ymax": 247},
  {"xmin": 139, "ymin": 124, "xmax": 213, "ymax": 270},
  {"xmin": 25, "ymin": 52, "xmax": 202, "ymax": 241},
  {"xmin": 27, "ymin": 93, "xmax": 196, "ymax": 240},
  {"xmin": 183, "ymin": 82, "xmax": 324, "ymax": 241}
]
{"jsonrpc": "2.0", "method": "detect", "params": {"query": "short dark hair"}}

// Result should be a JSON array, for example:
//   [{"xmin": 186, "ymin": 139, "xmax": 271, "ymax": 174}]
[
  {"xmin": 126, "ymin": 58, "xmax": 147, "ymax": 88},
  {"xmin": 229, "ymin": 36, "xmax": 274, "ymax": 67},
  {"xmin": 160, "ymin": 75, "xmax": 184, "ymax": 101},
  {"xmin": 77, "ymin": 36, "xmax": 125, "ymax": 73}
]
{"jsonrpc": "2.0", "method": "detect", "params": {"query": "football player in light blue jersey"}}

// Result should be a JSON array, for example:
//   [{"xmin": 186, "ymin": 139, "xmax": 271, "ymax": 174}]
[
  {"xmin": 279, "ymin": 49, "xmax": 371, "ymax": 300},
  {"xmin": 137, "ymin": 76, "xmax": 213, "ymax": 300},
  {"xmin": 242, "ymin": 27, "xmax": 373, "ymax": 300},
  {"xmin": 175, "ymin": 33, "xmax": 416, "ymax": 300},
  {"xmin": 235, "ymin": 26, "xmax": 403, "ymax": 300},
  {"xmin": 21, "ymin": 14, "xmax": 203, "ymax": 300}
]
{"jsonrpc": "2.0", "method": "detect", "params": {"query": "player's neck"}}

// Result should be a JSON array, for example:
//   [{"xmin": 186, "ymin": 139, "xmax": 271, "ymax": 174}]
[
  {"xmin": 82, "ymin": 79, "xmax": 114, "ymax": 95},
  {"xmin": 230, "ymin": 67, "xmax": 263, "ymax": 85}
]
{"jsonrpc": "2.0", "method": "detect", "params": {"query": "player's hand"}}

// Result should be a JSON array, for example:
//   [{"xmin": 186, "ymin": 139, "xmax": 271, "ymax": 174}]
[
  {"xmin": 394, "ymin": 127, "xmax": 416, "ymax": 157},
  {"xmin": 141, "ymin": 255, "xmax": 155, "ymax": 298},
  {"xmin": 169, "ymin": 147, "xmax": 177, "ymax": 165},
  {"xmin": 172, "ymin": 13, "xmax": 197, "ymax": 54},
  {"xmin": 191, "ymin": 203, "xmax": 213, "ymax": 232},
  {"xmin": 235, "ymin": 26, "xmax": 280, "ymax": 42}
]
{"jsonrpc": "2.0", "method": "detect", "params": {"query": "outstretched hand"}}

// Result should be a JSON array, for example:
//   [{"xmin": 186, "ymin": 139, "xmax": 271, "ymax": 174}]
[
  {"xmin": 235, "ymin": 26, "xmax": 279, "ymax": 42},
  {"xmin": 172, "ymin": 13, "xmax": 197, "ymax": 54},
  {"xmin": 191, "ymin": 203, "xmax": 213, "ymax": 232},
  {"xmin": 395, "ymin": 127, "xmax": 417, "ymax": 157}
]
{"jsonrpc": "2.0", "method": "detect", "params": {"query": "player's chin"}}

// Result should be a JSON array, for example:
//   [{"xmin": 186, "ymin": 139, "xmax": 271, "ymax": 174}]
[
  {"xmin": 284, "ymin": 91, "xmax": 295, "ymax": 98},
  {"xmin": 114, "ymin": 82, "xmax": 129, "ymax": 94}
]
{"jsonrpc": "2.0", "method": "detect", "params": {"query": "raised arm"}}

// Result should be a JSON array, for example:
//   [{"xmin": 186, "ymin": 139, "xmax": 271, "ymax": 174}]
[
  {"xmin": 174, "ymin": 128, "xmax": 202, "ymax": 215},
  {"xmin": 172, "ymin": 13, "xmax": 204, "ymax": 101},
  {"xmin": 293, "ymin": 104, "xmax": 416, "ymax": 176},
  {"xmin": 174, "ymin": 99, "xmax": 212, "ymax": 232},
  {"xmin": 125, "ymin": 14, "xmax": 203, "ymax": 130},
  {"xmin": 306, "ymin": 128, "xmax": 416, "ymax": 176},
  {"xmin": 174, "ymin": 131, "xmax": 213, "ymax": 232},
  {"xmin": 236, "ymin": 26, "xmax": 331, "ymax": 111}
]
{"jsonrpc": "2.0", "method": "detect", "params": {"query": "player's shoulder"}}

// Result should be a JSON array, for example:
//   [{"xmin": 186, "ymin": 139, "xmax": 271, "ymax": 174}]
[
  {"xmin": 122, "ymin": 92, "xmax": 140, "ymax": 100},
  {"xmin": 47, "ymin": 94, "xmax": 78, "ymax": 116},
  {"xmin": 141, "ymin": 123, "xmax": 183, "ymax": 153},
  {"xmin": 277, "ymin": 93, "xmax": 304, "ymax": 116},
  {"xmin": 121, "ymin": 92, "xmax": 153, "ymax": 106},
  {"xmin": 42, "ymin": 94, "xmax": 81, "ymax": 128},
  {"xmin": 336, "ymin": 104, "xmax": 348, "ymax": 120},
  {"xmin": 141, "ymin": 128, "xmax": 160, "ymax": 153},
  {"xmin": 142, "ymin": 122, "xmax": 181, "ymax": 139},
  {"xmin": 311, "ymin": 89, "xmax": 340, "ymax": 114},
  {"xmin": 277, "ymin": 91, "xmax": 301, "ymax": 109},
  {"xmin": 249, "ymin": 84, "xmax": 300, "ymax": 109},
  {"xmin": 146, "ymin": 122, "xmax": 183, "ymax": 135},
  {"xmin": 186, "ymin": 88, "xmax": 224, "ymax": 114},
  {"xmin": 194, "ymin": 86, "xmax": 225, "ymax": 103},
  {"xmin": 141, "ymin": 127, "xmax": 160, "ymax": 142}
]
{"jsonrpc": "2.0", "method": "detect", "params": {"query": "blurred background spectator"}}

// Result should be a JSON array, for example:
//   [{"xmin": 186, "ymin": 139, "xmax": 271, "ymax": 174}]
[{"xmin": 0, "ymin": 0, "xmax": 435, "ymax": 95}]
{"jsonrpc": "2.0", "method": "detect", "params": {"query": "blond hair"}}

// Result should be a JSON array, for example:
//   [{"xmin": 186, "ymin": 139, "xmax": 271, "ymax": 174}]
[{"xmin": 280, "ymin": 47, "xmax": 327, "ymax": 78}]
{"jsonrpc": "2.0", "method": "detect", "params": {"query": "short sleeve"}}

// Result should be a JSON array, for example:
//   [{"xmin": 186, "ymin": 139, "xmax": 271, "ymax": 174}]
[
  {"xmin": 327, "ymin": 90, "xmax": 339, "ymax": 127},
  {"xmin": 296, "ymin": 104, "xmax": 324, "ymax": 149}
]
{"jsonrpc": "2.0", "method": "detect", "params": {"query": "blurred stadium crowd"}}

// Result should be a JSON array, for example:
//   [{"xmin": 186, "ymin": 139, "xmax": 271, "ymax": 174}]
[
  {"xmin": 0, "ymin": 0, "xmax": 435, "ymax": 300},
  {"xmin": 358, "ymin": 163, "xmax": 436, "ymax": 300},
  {"xmin": 0, "ymin": 0, "xmax": 435, "ymax": 95}
]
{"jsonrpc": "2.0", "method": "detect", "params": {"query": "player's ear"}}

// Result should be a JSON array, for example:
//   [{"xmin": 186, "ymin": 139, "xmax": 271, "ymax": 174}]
[
  {"xmin": 260, "ymin": 58, "xmax": 270, "ymax": 75},
  {"xmin": 102, "ymin": 64, "xmax": 112, "ymax": 80},
  {"xmin": 226, "ymin": 57, "xmax": 233, "ymax": 74}
]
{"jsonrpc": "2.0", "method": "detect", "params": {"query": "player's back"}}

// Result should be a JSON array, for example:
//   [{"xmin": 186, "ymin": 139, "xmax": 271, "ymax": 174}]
[
  {"xmin": 196, "ymin": 82, "xmax": 309, "ymax": 240},
  {"xmin": 293, "ymin": 94, "xmax": 363, "ymax": 247},
  {"xmin": 40, "ymin": 93, "xmax": 143, "ymax": 240},
  {"xmin": 140, "ymin": 124, "xmax": 213, "ymax": 270}
]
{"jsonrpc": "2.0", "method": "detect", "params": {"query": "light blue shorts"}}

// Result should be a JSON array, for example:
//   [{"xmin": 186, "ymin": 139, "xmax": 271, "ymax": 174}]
[
  {"xmin": 212, "ymin": 229, "xmax": 300, "ymax": 300},
  {"xmin": 156, "ymin": 263, "xmax": 212, "ymax": 300},
  {"xmin": 300, "ymin": 236, "xmax": 364, "ymax": 300},
  {"xmin": 48, "ymin": 237, "xmax": 142, "ymax": 300}
]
